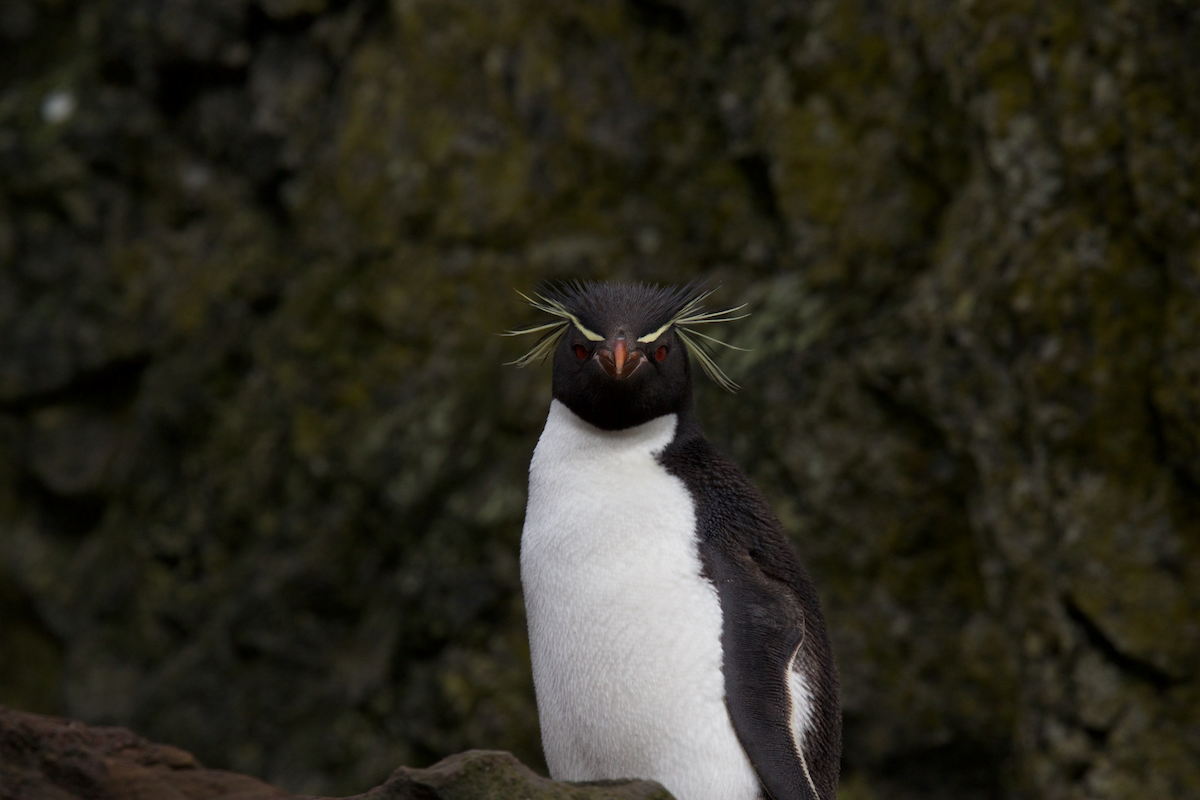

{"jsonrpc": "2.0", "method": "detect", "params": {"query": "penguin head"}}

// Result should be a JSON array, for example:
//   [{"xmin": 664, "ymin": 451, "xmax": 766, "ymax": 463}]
[{"xmin": 506, "ymin": 282, "xmax": 746, "ymax": 431}]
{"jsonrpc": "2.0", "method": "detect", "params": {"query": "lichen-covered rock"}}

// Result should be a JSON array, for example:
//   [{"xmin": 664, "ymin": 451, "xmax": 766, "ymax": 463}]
[
  {"xmin": 0, "ymin": 705, "xmax": 289, "ymax": 800},
  {"xmin": 377, "ymin": 750, "xmax": 672, "ymax": 800},
  {"xmin": 1, "ymin": 1, "xmax": 1198, "ymax": 799},
  {"xmin": 0, "ymin": 706, "xmax": 669, "ymax": 800}
]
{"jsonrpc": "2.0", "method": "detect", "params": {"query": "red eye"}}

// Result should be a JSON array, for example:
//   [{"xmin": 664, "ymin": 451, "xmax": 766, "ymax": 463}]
[
  {"xmin": 574, "ymin": 344, "xmax": 588, "ymax": 360},
  {"xmin": 655, "ymin": 345, "xmax": 668, "ymax": 363}
]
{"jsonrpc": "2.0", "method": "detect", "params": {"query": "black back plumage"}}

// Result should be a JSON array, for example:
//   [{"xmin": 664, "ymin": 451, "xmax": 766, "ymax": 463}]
[{"xmin": 661, "ymin": 419, "xmax": 843, "ymax": 800}]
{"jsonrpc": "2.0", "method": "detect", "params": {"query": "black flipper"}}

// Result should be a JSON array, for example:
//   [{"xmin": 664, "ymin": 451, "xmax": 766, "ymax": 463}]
[{"xmin": 660, "ymin": 427, "xmax": 841, "ymax": 800}]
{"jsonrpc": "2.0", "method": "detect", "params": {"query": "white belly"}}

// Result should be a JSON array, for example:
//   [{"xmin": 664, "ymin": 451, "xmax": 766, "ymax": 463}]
[{"xmin": 521, "ymin": 401, "xmax": 760, "ymax": 800}]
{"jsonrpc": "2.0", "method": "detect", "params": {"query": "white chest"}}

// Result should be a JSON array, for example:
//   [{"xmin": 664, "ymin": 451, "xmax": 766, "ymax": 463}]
[{"xmin": 520, "ymin": 401, "xmax": 759, "ymax": 800}]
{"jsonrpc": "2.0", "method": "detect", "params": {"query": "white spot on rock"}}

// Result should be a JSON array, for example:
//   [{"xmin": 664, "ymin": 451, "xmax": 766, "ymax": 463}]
[{"xmin": 41, "ymin": 89, "xmax": 76, "ymax": 124}]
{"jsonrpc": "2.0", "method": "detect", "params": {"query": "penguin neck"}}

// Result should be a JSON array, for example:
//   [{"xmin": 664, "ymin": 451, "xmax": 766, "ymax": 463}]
[
  {"xmin": 542, "ymin": 399, "xmax": 674, "ymax": 450},
  {"xmin": 551, "ymin": 368, "xmax": 696, "ymax": 432},
  {"xmin": 669, "ymin": 401, "xmax": 703, "ymax": 443},
  {"xmin": 543, "ymin": 397, "xmax": 706, "ymax": 448}
]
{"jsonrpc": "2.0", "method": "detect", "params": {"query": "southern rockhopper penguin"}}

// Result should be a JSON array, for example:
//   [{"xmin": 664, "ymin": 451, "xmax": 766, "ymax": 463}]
[{"xmin": 507, "ymin": 282, "xmax": 841, "ymax": 800}]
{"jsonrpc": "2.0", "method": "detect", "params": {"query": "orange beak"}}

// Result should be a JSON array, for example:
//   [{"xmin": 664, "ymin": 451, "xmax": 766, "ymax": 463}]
[
  {"xmin": 613, "ymin": 337, "xmax": 628, "ymax": 372},
  {"xmin": 596, "ymin": 335, "xmax": 644, "ymax": 380}
]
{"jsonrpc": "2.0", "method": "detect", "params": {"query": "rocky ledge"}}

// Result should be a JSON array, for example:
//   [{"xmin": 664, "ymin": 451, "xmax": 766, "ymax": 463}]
[{"xmin": 0, "ymin": 706, "xmax": 671, "ymax": 800}]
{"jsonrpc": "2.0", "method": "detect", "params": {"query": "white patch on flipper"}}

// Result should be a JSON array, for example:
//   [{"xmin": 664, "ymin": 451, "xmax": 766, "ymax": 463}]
[
  {"xmin": 788, "ymin": 644, "xmax": 822, "ymax": 800},
  {"xmin": 522, "ymin": 400, "xmax": 760, "ymax": 800}
]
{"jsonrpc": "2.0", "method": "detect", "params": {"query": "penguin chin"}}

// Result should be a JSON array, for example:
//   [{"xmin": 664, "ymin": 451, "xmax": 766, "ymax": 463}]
[{"xmin": 555, "ymin": 376, "xmax": 683, "ymax": 432}]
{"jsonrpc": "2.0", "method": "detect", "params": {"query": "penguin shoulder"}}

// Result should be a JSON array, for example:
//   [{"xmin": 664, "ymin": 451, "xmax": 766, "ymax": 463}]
[{"xmin": 658, "ymin": 432, "xmax": 807, "ymax": 588}]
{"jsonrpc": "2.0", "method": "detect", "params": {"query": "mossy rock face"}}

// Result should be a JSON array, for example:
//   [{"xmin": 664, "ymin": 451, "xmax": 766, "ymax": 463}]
[{"xmin": 1, "ymin": 1, "xmax": 1198, "ymax": 799}]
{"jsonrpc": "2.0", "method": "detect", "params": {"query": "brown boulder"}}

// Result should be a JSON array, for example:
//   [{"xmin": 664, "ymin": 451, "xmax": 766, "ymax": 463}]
[{"xmin": 0, "ymin": 707, "xmax": 670, "ymax": 800}]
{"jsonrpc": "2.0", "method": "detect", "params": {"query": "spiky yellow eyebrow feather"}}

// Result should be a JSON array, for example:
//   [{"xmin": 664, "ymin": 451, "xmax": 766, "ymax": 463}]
[
  {"xmin": 516, "ymin": 291, "xmax": 604, "ymax": 341},
  {"xmin": 672, "ymin": 302, "xmax": 749, "ymax": 391},
  {"xmin": 504, "ymin": 286, "xmax": 749, "ymax": 390},
  {"xmin": 635, "ymin": 321, "xmax": 673, "ymax": 344},
  {"xmin": 632, "ymin": 290, "xmax": 749, "ymax": 390},
  {"xmin": 501, "ymin": 291, "xmax": 603, "ymax": 368}
]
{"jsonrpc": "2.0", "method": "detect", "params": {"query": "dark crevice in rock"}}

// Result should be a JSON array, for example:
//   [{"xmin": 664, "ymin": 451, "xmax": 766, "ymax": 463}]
[
  {"xmin": 1083, "ymin": 724, "xmax": 1110, "ymax": 747},
  {"xmin": 896, "ymin": 51, "xmax": 970, "ymax": 214},
  {"xmin": 1112, "ymin": 140, "xmax": 1166, "ymax": 255},
  {"xmin": 154, "ymin": 60, "xmax": 249, "ymax": 118},
  {"xmin": 894, "ymin": 142, "xmax": 963, "ymax": 214},
  {"xmin": 869, "ymin": 740, "xmax": 1009, "ymax": 800},
  {"xmin": 249, "ymin": 291, "xmax": 283, "ymax": 317},
  {"xmin": 734, "ymin": 152, "xmax": 783, "ymax": 224},
  {"xmin": 19, "ymin": 472, "xmax": 108, "ymax": 538},
  {"xmin": 0, "ymin": 582, "xmax": 64, "ymax": 715},
  {"xmin": 254, "ymin": 165, "xmax": 295, "ymax": 227},
  {"xmin": 1062, "ymin": 595, "xmax": 1179, "ymax": 691},
  {"xmin": 625, "ymin": 0, "xmax": 693, "ymax": 37},
  {"xmin": 98, "ymin": 52, "xmax": 137, "ymax": 87},
  {"xmin": 0, "ymin": 355, "xmax": 150, "ymax": 415},
  {"xmin": 251, "ymin": 0, "xmax": 372, "ymax": 37},
  {"xmin": 1144, "ymin": 386, "xmax": 1200, "ymax": 506}
]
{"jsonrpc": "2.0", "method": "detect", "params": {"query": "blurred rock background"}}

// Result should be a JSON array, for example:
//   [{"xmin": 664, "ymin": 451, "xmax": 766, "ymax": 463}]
[{"xmin": 1, "ymin": 0, "xmax": 1198, "ymax": 798}]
